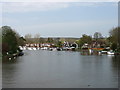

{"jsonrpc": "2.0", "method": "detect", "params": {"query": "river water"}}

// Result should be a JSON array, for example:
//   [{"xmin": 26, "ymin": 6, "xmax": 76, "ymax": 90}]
[{"xmin": 2, "ymin": 50, "xmax": 120, "ymax": 88}]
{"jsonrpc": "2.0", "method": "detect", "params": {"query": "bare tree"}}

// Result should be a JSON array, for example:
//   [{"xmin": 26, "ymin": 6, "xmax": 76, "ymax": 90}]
[
  {"xmin": 94, "ymin": 32, "xmax": 102, "ymax": 40},
  {"xmin": 24, "ymin": 34, "xmax": 32, "ymax": 43},
  {"xmin": 34, "ymin": 33, "xmax": 40, "ymax": 43},
  {"xmin": 25, "ymin": 34, "xmax": 32, "ymax": 39}
]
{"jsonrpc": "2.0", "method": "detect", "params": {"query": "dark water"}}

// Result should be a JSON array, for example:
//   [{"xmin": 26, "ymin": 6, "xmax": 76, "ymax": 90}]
[{"xmin": 2, "ymin": 50, "xmax": 120, "ymax": 88}]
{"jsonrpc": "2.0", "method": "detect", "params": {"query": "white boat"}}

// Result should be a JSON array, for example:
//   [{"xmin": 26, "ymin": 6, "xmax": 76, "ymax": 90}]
[
  {"xmin": 41, "ymin": 47, "xmax": 44, "ymax": 50},
  {"xmin": 101, "ymin": 50, "xmax": 108, "ymax": 54},
  {"xmin": 19, "ymin": 46, "xmax": 26, "ymax": 50},
  {"xmin": 33, "ymin": 47, "xmax": 37, "ymax": 50},
  {"xmin": 107, "ymin": 50, "xmax": 114, "ymax": 55},
  {"xmin": 49, "ymin": 48, "xmax": 57, "ymax": 51},
  {"xmin": 37, "ymin": 47, "xmax": 40, "ymax": 50},
  {"xmin": 52, "ymin": 48, "xmax": 57, "ymax": 51},
  {"xmin": 19, "ymin": 46, "xmax": 23, "ymax": 50},
  {"xmin": 44, "ymin": 47, "xmax": 48, "ymax": 50},
  {"xmin": 23, "ymin": 46, "xmax": 26, "ymax": 50},
  {"xmin": 27, "ymin": 47, "xmax": 33, "ymax": 50},
  {"xmin": 41, "ymin": 47, "xmax": 48, "ymax": 50}
]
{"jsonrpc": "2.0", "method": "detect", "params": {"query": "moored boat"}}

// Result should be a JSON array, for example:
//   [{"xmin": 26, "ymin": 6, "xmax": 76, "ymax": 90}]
[
  {"xmin": 57, "ymin": 47, "xmax": 62, "ymax": 51},
  {"xmin": 107, "ymin": 50, "xmax": 114, "ymax": 55},
  {"xmin": 33, "ymin": 47, "xmax": 37, "ymax": 50}
]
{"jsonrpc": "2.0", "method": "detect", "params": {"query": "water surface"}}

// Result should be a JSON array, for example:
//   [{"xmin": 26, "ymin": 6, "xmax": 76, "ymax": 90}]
[{"xmin": 3, "ymin": 50, "xmax": 119, "ymax": 88}]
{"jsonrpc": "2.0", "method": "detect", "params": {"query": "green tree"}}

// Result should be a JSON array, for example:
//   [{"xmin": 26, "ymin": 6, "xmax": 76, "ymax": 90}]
[
  {"xmin": 2, "ymin": 26, "xmax": 19, "ymax": 55},
  {"xmin": 17, "ymin": 37, "xmax": 26, "ymax": 46},
  {"xmin": 57, "ymin": 41, "xmax": 62, "ymax": 48},
  {"xmin": 78, "ymin": 34, "xmax": 92, "ymax": 48},
  {"xmin": 108, "ymin": 27, "xmax": 120, "ymax": 51},
  {"xmin": 47, "ymin": 37, "xmax": 54, "ymax": 43}
]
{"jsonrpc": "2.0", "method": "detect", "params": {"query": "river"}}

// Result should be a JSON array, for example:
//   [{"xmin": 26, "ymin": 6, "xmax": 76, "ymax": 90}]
[{"xmin": 2, "ymin": 50, "xmax": 120, "ymax": 88}]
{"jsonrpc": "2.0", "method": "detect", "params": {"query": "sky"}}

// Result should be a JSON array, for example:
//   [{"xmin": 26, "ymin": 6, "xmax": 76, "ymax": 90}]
[{"xmin": 1, "ymin": 1, "xmax": 118, "ymax": 38}]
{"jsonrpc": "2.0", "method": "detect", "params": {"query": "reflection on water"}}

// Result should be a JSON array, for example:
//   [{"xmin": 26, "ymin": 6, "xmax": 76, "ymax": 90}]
[
  {"xmin": 0, "ymin": 57, "xmax": 2, "ymax": 89},
  {"xmin": 2, "ymin": 50, "xmax": 120, "ymax": 88}
]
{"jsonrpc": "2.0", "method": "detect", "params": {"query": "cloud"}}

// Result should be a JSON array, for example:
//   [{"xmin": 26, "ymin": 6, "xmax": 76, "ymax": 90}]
[
  {"xmin": 2, "ymin": 2, "xmax": 70, "ymax": 13},
  {"xmin": 2, "ymin": 2, "xmax": 118, "ymax": 13},
  {"xmin": 1, "ymin": 0, "xmax": 119, "ymax": 2}
]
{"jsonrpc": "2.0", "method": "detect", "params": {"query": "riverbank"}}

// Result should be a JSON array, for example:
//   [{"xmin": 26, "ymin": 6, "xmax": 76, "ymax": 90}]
[{"xmin": 19, "ymin": 46, "xmax": 120, "ymax": 55}]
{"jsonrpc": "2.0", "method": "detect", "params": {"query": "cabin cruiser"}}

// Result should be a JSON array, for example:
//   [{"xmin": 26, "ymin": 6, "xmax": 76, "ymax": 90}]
[{"xmin": 107, "ymin": 50, "xmax": 114, "ymax": 55}]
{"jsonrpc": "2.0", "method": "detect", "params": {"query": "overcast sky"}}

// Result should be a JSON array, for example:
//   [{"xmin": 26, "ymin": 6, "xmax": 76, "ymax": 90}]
[{"xmin": 1, "ymin": 1, "xmax": 118, "ymax": 38}]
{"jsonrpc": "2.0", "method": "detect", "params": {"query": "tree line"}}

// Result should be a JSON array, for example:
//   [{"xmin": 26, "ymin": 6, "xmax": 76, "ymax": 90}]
[
  {"xmin": 1, "ymin": 26, "xmax": 120, "ymax": 57},
  {"xmin": 77, "ymin": 27, "xmax": 120, "ymax": 52}
]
